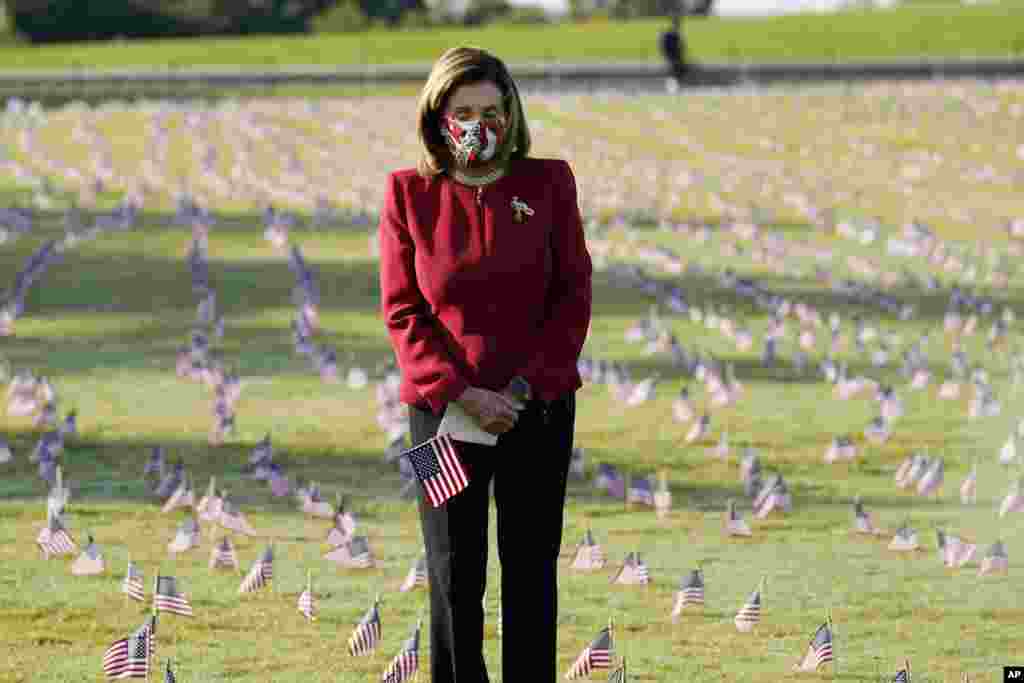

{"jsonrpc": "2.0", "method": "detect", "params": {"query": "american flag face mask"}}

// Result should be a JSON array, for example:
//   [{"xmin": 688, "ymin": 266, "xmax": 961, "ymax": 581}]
[{"xmin": 440, "ymin": 115, "xmax": 505, "ymax": 167}]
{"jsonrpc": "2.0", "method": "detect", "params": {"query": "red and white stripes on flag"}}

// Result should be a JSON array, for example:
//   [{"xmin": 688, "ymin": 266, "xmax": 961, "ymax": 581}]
[
  {"xmin": 565, "ymin": 626, "xmax": 613, "ymax": 679},
  {"xmin": 348, "ymin": 600, "xmax": 381, "ymax": 656},
  {"xmin": 37, "ymin": 518, "xmax": 76, "ymax": 558},
  {"xmin": 794, "ymin": 622, "xmax": 834, "ymax": 672},
  {"xmin": 102, "ymin": 616, "xmax": 155, "ymax": 680},
  {"xmin": 402, "ymin": 434, "xmax": 469, "ymax": 507},
  {"xmin": 122, "ymin": 562, "xmax": 146, "ymax": 602},
  {"xmin": 734, "ymin": 590, "xmax": 761, "ymax": 632},
  {"xmin": 671, "ymin": 569, "xmax": 704, "ymax": 621},
  {"xmin": 154, "ymin": 576, "xmax": 193, "ymax": 617},
  {"xmin": 298, "ymin": 588, "xmax": 316, "ymax": 620},
  {"xmin": 239, "ymin": 547, "xmax": 274, "ymax": 593},
  {"xmin": 209, "ymin": 536, "xmax": 239, "ymax": 570},
  {"xmin": 381, "ymin": 622, "xmax": 420, "ymax": 683}
]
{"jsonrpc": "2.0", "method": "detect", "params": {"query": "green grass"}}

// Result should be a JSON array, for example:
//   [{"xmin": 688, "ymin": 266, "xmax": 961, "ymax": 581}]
[
  {"xmin": 1, "ymin": 83, "xmax": 1023, "ymax": 681},
  {"xmin": 0, "ymin": 4, "xmax": 1022, "ymax": 71}
]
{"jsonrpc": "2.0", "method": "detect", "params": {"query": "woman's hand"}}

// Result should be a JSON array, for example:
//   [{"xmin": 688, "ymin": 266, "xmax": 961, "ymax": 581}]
[{"xmin": 455, "ymin": 386, "xmax": 525, "ymax": 435}]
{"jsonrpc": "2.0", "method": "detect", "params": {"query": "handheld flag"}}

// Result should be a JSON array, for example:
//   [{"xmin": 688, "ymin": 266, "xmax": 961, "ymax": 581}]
[{"xmin": 402, "ymin": 434, "xmax": 468, "ymax": 507}]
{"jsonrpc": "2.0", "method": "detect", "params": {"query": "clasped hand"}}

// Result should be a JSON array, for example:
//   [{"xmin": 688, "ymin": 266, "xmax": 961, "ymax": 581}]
[{"xmin": 455, "ymin": 385, "xmax": 526, "ymax": 435}]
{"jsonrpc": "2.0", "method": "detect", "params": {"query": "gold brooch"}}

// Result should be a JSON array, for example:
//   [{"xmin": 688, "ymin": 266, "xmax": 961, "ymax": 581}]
[{"xmin": 511, "ymin": 196, "xmax": 535, "ymax": 224}]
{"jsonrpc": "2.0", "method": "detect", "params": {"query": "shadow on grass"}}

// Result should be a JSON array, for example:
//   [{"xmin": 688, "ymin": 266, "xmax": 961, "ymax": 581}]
[
  {"xmin": 0, "ymin": 431, "xmax": 409, "ymax": 511},
  {"xmin": 592, "ymin": 266, "xmax": 1024, "ymax": 326}
]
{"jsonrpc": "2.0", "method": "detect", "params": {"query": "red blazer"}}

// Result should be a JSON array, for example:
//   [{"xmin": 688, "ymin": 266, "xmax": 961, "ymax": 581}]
[{"xmin": 379, "ymin": 157, "xmax": 593, "ymax": 414}]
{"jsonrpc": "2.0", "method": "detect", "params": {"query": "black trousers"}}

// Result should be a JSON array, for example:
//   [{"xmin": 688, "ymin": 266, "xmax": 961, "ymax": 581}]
[{"xmin": 410, "ymin": 394, "xmax": 575, "ymax": 683}]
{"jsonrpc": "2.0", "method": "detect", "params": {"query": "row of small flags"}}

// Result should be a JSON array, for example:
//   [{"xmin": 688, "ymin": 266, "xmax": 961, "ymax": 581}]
[
  {"xmin": 564, "ymin": 617, "xmax": 830, "ymax": 679},
  {"xmin": 107, "ymin": 575, "xmax": 420, "ymax": 680}
]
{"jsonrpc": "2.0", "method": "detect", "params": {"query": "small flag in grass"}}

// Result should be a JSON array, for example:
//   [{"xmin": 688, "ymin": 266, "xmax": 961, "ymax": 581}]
[
  {"xmin": 102, "ymin": 616, "xmax": 155, "ymax": 680},
  {"xmin": 122, "ymin": 561, "xmax": 145, "ymax": 602},
  {"xmin": 399, "ymin": 554, "xmax": 428, "ymax": 592},
  {"xmin": 209, "ymin": 536, "xmax": 239, "ymax": 571},
  {"xmin": 381, "ymin": 619, "xmax": 420, "ymax": 683},
  {"xmin": 154, "ymin": 576, "xmax": 193, "ymax": 617},
  {"xmin": 239, "ymin": 546, "xmax": 273, "ymax": 593},
  {"xmin": 793, "ymin": 621, "xmax": 833, "ymax": 672},
  {"xmin": 734, "ymin": 586, "xmax": 762, "ymax": 632},
  {"xmin": 348, "ymin": 596, "xmax": 381, "ymax": 656},
  {"xmin": 670, "ymin": 569, "xmax": 704, "ymax": 621},
  {"xmin": 566, "ymin": 624, "xmax": 613, "ymax": 679}
]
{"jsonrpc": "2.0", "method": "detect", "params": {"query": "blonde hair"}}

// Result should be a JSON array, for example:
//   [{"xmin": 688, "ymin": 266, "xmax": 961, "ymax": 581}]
[{"xmin": 415, "ymin": 46, "xmax": 531, "ymax": 178}]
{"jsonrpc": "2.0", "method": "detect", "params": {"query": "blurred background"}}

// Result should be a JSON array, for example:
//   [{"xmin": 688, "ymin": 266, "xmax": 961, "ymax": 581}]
[{"xmin": 0, "ymin": 0, "xmax": 1006, "ymax": 44}]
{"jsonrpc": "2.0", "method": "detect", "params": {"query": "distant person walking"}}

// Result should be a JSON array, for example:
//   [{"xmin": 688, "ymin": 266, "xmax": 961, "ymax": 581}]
[{"xmin": 659, "ymin": 8, "xmax": 689, "ymax": 92}]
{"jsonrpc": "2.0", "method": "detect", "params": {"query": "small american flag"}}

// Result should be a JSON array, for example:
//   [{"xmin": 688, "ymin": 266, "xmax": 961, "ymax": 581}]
[
  {"xmin": 122, "ymin": 561, "xmax": 145, "ymax": 602},
  {"xmin": 298, "ymin": 589, "xmax": 316, "ymax": 621},
  {"xmin": 154, "ymin": 576, "xmax": 193, "ymax": 617},
  {"xmin": 37, "ymin": 515, "xmax": 76, "ymax": 558},
  {"xmin": 595, "ymin": 463, "xmax": 625, "ymax": 499},
  {"xmin": 329, "ymin": 536, "xmax": 374, "ymax": 569},
  {"xmin": 570, "ymin": 529, "xmax": 606, "ymax": 571},
  {"xmin": 888, "ymin": 523, "xmax": 919, "ymax": 552},
  {"xmin": 209, "ymin": 536, "xmax": 239, "ymax": 570},
  {"xmin": 893, "ymin": 667, "xmax": 910, "ymax": 682},
  {"xmin": 612, "ymin": 552, "xmax": 649, "ymax": 585},
  {"xmin": 71, "ymin": 535, "xmax": 105, "ymax": 575},
  {"xmin": 653, "ymin": 472, "xmax": 671, "ymax": 518},
  {"xmin": 734, "ymin": 589, "xmax": 761, "ymax": 632},
  {"xmin": 196, "ymin": 476, "xmax": 222, "ymax": 521},
  {"xmin": 626, "ymin": 475, "xmax": 651, "ymax": 507},
  {"xmin": 239, "ymin": 546, "xmax": 273, "ymax": 593},
  {"xmin": 852, "ymin": 497, "xmax": 878, "ymax": 535},
  {"xmin": 219, "ymin": 495, "xmax": 257, "ymax": 536},
  {"xmin": 671, "ymin": 569, "xmax": 704, "ymax": 620},
  {"xmin": 402, "ymin": 434, "xmax": 468, "ymax": 507},
  {"xmin": 348, "ymin": 599, "xmax": 381, "ymax": 656},
  {"xmin": 725, "ymin": 499, "xmax": 752, "ymax": 537},
  {"xmin": 626, "ymin": 476, "xmax": 654, "ymax": 507},
  {"xmin": 381, "ymin": 620, "xmax": 420, "ymax": 683},
  {"xmin": 163, "ymin": 660, "xmax": 176, "ymax": 683},
  {"xmin": 324, "ymin": 536, "xmax": 374, "ymax": 568},
  {"xmin": 607, "ymin": 658, "xmax": 627, "ymax": 683},
  {"xmin": 399, "ymin": 555, "xmax": 428, "ymax": 592},
  {"xmin": 566, "ymin": 625, "xmax": 613, "ymax": 679},
  {"xmin": 161, "ymin": 478, "xmax": 194, "ymax": 514},
  {"xmin": 102, "ymin": 616, "xmax": 155, "ymax": 680},
  {"xmin": 793, "ymin": 622, "xmax": 833, "ymax": 671},
  {"xmin": 960, "ymin": 465, "xmax": 977, "ymax": 504},
  {"xmin": 941, "ymin": 532, "xmax": 977, "ymax": 568},
  {"xmin": 168, "ymin": 517, "xmax": 201, "ymax": 554},
  {"xmin": 978, "ymin": 540, "xmax": 1009, "ymax": 576}
]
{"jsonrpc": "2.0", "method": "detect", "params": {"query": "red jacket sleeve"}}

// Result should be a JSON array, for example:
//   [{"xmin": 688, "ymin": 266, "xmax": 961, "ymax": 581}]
[
  {"xmin": 379, "ymin": 173, "xmax": 469, "ymax": 413},
  {"xmin": 518, "ymin": 161, "xmax": 593, "ymax": 400}
]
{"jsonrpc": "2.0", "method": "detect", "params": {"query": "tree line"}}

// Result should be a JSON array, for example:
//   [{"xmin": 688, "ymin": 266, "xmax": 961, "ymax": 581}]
[{"xmin": 4, "ymin": 0, "xmax": 713, "ymax": 43}]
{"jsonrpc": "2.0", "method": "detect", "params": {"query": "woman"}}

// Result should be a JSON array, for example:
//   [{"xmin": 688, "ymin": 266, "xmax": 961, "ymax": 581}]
[{"xmin": 378, "ymin": 46, "xmax": 592, "ymax": 682}]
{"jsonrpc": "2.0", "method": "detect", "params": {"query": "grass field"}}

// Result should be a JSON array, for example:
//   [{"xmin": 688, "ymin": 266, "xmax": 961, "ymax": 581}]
[
  {"xmin": 1, "ymin": 81, "xmax": 1023, "ymax": 682},
  {"xmin": 0, "ymin": 4, "xmax": 1023, "ymax": 71}
]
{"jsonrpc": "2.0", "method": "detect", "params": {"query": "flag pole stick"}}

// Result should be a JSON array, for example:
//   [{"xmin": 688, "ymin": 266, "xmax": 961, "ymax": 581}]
[
  {"xmin": 827, "ymin": 608, "xmax": 836, "ymax": 675},
  {"xmin": 905, "ymin": 658, "xmax": 911, "ymax": 682}
]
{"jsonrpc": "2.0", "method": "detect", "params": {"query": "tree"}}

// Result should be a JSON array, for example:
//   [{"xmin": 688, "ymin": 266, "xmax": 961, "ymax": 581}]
[{"xmin": 5, "ymin": 0, "xmax": 343, "ymax": 42}]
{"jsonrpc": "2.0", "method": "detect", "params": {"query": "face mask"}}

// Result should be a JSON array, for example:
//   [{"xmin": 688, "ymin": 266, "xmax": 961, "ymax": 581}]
[{"xmin": 440, "ymin": 114, "xmax": 505, "ymax": 167}]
